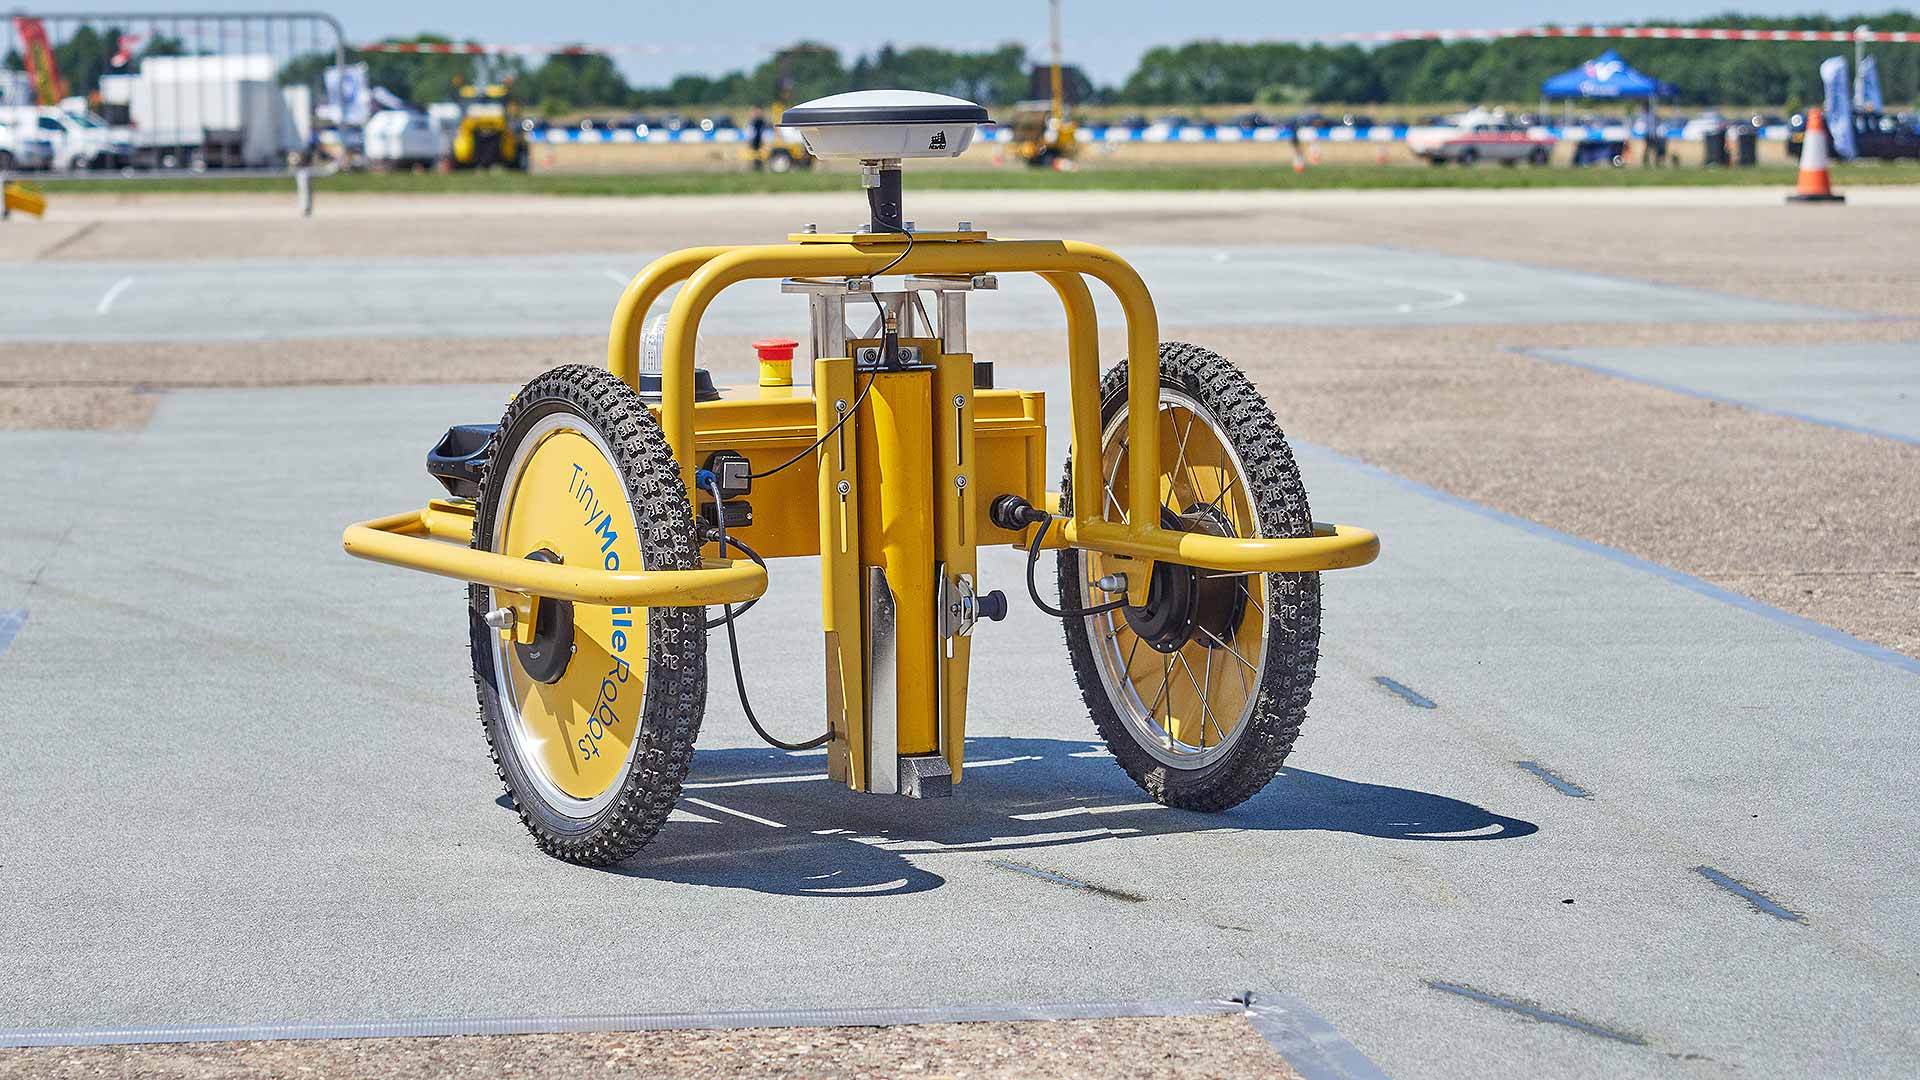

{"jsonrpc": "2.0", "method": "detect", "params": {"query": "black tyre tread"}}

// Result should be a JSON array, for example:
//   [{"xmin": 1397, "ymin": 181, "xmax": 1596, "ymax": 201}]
[
  {"xmin": 469, "ymin": 364, "xmax": 706, "ymax": 866},
  {"xmin": 1056, "ymin": 342, "xmax": 1322, "ymax": 812}
]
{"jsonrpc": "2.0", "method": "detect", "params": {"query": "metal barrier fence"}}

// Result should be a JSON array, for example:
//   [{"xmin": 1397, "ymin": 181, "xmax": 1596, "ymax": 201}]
[{"xmin": 2, "ymin": 9, "xmax": 349, "ymax": 195}]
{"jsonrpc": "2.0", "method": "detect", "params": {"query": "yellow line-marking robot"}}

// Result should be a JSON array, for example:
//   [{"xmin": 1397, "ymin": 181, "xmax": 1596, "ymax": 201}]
[{"xmin": 344, "ymin": 90, "xmax": 1380, "ymax": 865}]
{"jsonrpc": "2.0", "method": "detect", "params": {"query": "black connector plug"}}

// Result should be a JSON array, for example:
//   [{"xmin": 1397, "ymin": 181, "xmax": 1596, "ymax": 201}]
[
  {"xmin": 701, "ymin": 450, "xmax": 753, "ymax": 499},
  {"xmin": 989, "ymin": 494, "xmax": 1049, "ymax": 532}
]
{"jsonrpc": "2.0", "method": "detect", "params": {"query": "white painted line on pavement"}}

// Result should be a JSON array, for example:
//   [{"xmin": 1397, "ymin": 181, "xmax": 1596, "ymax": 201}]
[
  {"xmin": 683, "ymin": 772, "xmax": 828, "ymax": 790},
  {"xmin": 1011, "ymin": 802, "xmax": 1165, "ymax": 822},
  {"xmin": 95, "ymin": 276, "xmax": 134, "ymax": 316},
  {"xmin": 683, "ymin": 797, "xmax": 786, "ymax": 828}
]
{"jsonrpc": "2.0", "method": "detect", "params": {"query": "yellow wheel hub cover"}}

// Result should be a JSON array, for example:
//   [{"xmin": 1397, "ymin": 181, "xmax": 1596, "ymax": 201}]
[{"xmin": 495, "ymin": 428, "xmax": 649, "ymax": 801}]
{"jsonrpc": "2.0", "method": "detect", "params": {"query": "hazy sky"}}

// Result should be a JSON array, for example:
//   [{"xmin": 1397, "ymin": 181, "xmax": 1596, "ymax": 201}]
[{"xmin": 73, "ymin": 1, "xmax": 1867, "ymax": 84}]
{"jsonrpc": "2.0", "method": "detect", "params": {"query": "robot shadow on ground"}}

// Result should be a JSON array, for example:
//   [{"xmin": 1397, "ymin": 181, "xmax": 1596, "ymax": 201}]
[{"xmin": 583, "ymin": 736, "xmax": 1537, "ymax": 898}]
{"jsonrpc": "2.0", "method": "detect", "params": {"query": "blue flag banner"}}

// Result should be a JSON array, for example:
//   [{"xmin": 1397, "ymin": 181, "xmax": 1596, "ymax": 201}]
[
  {"xmin": 1857, "ymin": 56, "xmax": 1883, "ymax": 111},
  {"xmin": 325, "ymin": 63, "xmax": 372, "ymax": 128},
  {"xmin": 1821, "ymin": 56, "xmax": 1856, "ymax": 159}
]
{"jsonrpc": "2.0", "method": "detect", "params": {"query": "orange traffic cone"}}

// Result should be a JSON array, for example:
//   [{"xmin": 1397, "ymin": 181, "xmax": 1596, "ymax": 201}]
[{"xmin": 1788, "ymin": 106, "xmax": 1844, "ymax": 204}]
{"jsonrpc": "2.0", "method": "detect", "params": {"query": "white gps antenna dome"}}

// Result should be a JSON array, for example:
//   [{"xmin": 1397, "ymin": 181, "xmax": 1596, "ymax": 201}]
[
  {"xmin": 780, "ymin": 89, "xmax": 990, "ymax": 160},
  {"xmin": 781, "ymin": 90, "xmax": 992, "ymax": 233}
]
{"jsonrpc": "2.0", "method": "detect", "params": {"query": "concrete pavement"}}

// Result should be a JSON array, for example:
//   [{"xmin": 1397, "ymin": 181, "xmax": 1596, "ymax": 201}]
[{"xmin": 2, "ymin": 370, "xmax": 1915, "ymax": 1079}]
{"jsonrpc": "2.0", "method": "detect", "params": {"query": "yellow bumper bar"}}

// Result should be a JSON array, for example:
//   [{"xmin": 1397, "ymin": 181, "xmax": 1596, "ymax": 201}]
[
  {"xmin": 1062, "ymin": 520, "xmax": 1379, "ymax": 574},
  {"xmin": 342, "ymin": 502, "xmax": 767, "ymax": 608}
]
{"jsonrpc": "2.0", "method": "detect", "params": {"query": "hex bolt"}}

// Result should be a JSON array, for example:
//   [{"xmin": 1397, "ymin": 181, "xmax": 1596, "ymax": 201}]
[
  {"xmin": 802, "ymin": 222, "xmax": 818, "ymax": 233},
  {"xmin": 837, "ymin": 480, "xmax": 851, "ymax": 496},
  {"xmin": 483, "ymin": 607, "xmax": 516, "ymax": 630},
  {"xmin": 1094, "ymin": 574, "xmax": 1128, "ymax": 594},
  {"xmin": 952, "ymin": 394, "xmax": 965, "ymax": 408},
  {"xmin": 957, "ymin": 220, "xmax": 973, "ymax": 231},
  {"xmin": 954, "ymin": 475, "xmax": 967, "ymax": 489}
]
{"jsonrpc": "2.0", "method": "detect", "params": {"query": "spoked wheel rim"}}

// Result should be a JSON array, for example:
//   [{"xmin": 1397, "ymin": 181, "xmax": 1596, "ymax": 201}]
[
  {"xmin": 487, "ymin": 411, "xmax": 649, "ymax": 818},
  {"xmin": 1077, "ymin": 388, "xmax": 1269, "ymax": 771}
]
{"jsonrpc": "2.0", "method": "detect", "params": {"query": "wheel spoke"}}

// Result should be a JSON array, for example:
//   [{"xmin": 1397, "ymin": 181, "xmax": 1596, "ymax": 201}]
[
  {"xmin": 1199, "ymin": 626, "xmax": 1259, "ymax": 678},
  {"xmin": 1169, "ymin": 405, "xmax": 1199, "ymax": 512},
  {"xmin": 1175, "ymin": 649, "xmax": 1219, "ymax": 747},
  {"xmin": 1200, "ymin": 640, "xmax": 1219, "ymax": 743},
  {"xmin": 1238, "ymin": 577, "xmax": 1267, "ymax": 621},
  {"xmin": 1104, "ymin": 438, "xmax": 1129, "ymax": 524},
  {"xmin": 1207, "ymin": 472, "xmax": 1239, "ymax": 513}
]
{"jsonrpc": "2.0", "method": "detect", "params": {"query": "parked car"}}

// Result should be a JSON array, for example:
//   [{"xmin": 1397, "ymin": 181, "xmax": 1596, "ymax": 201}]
[
  {"xmin": 698, "ymin": 114, "xmax": 734, "ymax": 133},
  {"xmin": 1339, "ymin": 113, "xmax": 1375, "ymax": 128},
  {"xmin": 1289, "ymin": 111, "xmax": 1333, "ymax": 130},
  {"xmin": 1231, "ymin": 111, "xmax": 1275, "ymax": 129},
  {"xmin": 1110, "ymin": 113, "xmax": 1148, "ymax": 131},
  {"xmin": 0, "ymin": 106, "xmax": 128, "ymax": 169},
  {"xmin": 1406, "ymin": 108, "xmax": 1556, "ymax": 165},
  {"xmin": 363, "ymin": 109, "xmax": 449, "ymax": 170},
  {"xmin": 1788, "ymin": 109, "xmax": 1920, "ymax": 161},
  {"xmin": 0, "ymin": 120, "xmax": 55, "ymax": 171}
]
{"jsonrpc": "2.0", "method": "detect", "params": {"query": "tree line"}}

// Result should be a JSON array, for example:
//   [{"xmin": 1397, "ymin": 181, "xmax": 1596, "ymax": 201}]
[{"xmin": 13, "ymin": 11, "xmax": 1918, "ymax": 113}]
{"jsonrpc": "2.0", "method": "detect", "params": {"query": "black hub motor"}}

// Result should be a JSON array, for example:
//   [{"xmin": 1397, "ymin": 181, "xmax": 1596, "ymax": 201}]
[{"xmin": 1124, "ymin": 504, "xmax": 1249, "ymax": 654}]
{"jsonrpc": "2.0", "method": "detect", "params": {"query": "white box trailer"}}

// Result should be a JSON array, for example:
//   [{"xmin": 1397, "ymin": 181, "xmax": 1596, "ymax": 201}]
[{"xmin": 115, "ymin": 54, "xmax": 309, "ymax": 168}]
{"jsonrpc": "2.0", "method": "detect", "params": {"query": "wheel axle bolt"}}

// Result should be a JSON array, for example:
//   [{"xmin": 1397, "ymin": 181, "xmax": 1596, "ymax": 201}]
[
  {"xmin": 1094, "ymin": 574, "xmax": 1128, "ymax": 594},
  {"xmin": 483, "ymin": 607, "xmax": 516, "ymax": 630}
]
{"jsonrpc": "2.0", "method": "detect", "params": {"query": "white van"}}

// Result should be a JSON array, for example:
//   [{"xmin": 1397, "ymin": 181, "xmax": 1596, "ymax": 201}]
[
  {"xmin": 0, "ymin": 120, "xmax": 56, "ymax": 171},
  {"xmin": 364, "ymin": 109, "xmax": 449, "ymax": 170},
  {"xmin": 0, "ymin": 106, "xmax": 128, "ymax": 170}
]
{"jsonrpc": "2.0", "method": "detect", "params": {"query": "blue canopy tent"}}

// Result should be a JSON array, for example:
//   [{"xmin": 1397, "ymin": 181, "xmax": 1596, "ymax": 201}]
[
  {"xmin": 1540, "ymin": 50, "xmax": 1677, "ymax": 165},
  {"xmin": 1540, "ymin": 49, "xmax": 1677, "ymax": 100}
]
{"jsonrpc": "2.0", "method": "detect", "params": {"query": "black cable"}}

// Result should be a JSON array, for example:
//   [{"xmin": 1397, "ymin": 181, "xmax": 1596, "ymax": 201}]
[
  {"xmin": 747, "ymin": 363, "xmax": 876, "ymax": 480},
  {"xmin": 1025, "ymin": 515, "xmax": 1130, "ymax": 619},
  {"xmin": 702, "ymin": 531, "xmax": 763, "ymax": 628},
  {"xmin": 746, "ymin": 228, "xmax": 915, "ymax": 482},
  {"xmin": 701, "ymin": 482, "xmax": 831, "ymax": 751}
]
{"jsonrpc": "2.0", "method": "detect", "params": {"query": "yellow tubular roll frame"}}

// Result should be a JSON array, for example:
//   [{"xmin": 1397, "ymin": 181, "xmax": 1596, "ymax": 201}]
[
  {"xmin": 343, "ymin": 505, "xmax": 767, "ymax": 607},
  {"xmin": 343, "ymin": 234, "xmax": 1375, "ymax": 608},
  {"xmin": 608, "ymin": 238, "xmax": 1380, "ymax": 578}
]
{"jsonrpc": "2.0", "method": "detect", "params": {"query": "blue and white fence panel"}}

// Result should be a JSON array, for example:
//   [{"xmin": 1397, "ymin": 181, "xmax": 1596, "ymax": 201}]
[{"xmin": 531, "ymin": 123, "xmax": 1788, "ymax": 146}]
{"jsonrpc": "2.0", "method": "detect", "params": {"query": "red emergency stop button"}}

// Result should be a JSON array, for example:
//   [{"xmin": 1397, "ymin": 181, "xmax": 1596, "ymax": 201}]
[
  {"xmin": 753, "ymin": 338, "xmax": 798, "ymax": 362},
  {"xmin": 755, "ymin": 338, "xmax": 799, "ymax": 387}
]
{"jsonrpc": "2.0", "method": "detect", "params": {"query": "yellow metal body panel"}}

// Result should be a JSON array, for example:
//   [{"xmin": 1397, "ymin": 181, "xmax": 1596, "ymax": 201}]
[
  {"xmin": 814, "ymin": 357, "xmax": 865, "ymax": 790},
  {"xmin": 932, "ymin": 352, "xmax": 978, "ymax": 779},
  {"xmin": 494, "ymin": 429, "xmax": 649, "ymax": 800},
  {"xmin": 857, "ymin": 371, "xmax": 940, "ymax": 759},
  {"xmin": 661, "ymin": 381, "xmax": 1048, "ymax": 563}
]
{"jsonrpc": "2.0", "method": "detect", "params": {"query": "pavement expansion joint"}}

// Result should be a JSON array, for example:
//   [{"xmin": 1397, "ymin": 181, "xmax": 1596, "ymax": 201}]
[
  {"xmin": 1693, "ymin": 866, "xmax": 1807, "ymax": 923},
  {"xmin": 1372, "ymin": 676, "xmax": 1438, "ymax": 709},
  {"xmin": 1424, "ymin": 980, "xmax": 1649, "ymax": 1047},
  {"xmin": 1514, "ymin": 761, "xmax": 1591, "ymax": 798}
]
